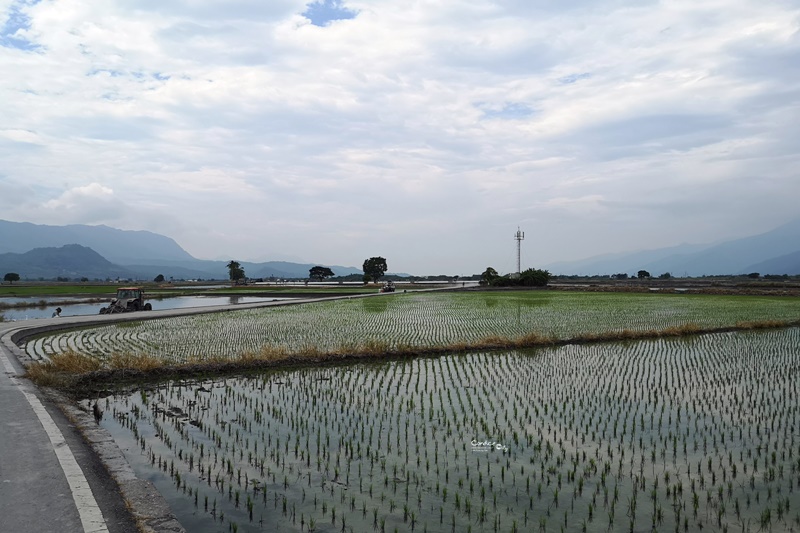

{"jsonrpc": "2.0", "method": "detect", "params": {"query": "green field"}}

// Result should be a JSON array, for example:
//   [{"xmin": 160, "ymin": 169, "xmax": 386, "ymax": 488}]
[
  {"xmin": 0, "ymin": 284, "xmax": 121, "ymax": 297},
  {"xmin": 26, "ymin": 291, "xmax": 800, "ymax": 364}
]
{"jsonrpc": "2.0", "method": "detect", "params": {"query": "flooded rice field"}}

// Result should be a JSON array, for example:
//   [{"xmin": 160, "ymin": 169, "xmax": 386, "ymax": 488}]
[
  {"xmin": 0, "ymin": 295, "xmax": 292, "ymax": 321},
  {"xmin": 85, "ymin": 328, "xmax": 800, "ymax": 532}
]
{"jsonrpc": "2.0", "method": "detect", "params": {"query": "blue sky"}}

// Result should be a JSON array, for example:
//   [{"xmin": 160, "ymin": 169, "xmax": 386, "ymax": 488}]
[
  {"xmin": 0, "ymin": 0, "xmax": 799, "ymax": 274},
  {"xmin": 0, "ymin": 0, "xmax": 38, "ymax": 50},
  {"xmin": 303, "ymin": 0, "xmax": 356, "ymax": 27}
]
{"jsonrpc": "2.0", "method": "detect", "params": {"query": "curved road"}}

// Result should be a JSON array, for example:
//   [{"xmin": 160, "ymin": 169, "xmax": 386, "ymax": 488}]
[{"xmin": 0, "ymin": 293, "xmax": 385, "ymax": 532}]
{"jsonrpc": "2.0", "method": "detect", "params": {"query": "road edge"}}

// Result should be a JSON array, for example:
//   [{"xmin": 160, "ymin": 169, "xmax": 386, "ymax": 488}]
[{"xmin": 1, "ymin": 327, "xmax": 185, "ymax": 533}]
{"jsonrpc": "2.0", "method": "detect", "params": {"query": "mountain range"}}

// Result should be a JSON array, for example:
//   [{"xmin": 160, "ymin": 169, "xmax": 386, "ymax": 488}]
[
  {"xmin": 0, "ymin": 220, "xmax": 362, "ymax": 281},
  {"xmin": 545, "ymin": 218, "xmax": 800, "ymax": 276},
  {"xmin": 1, "ymin": 218, "xmax": 799, "ymax": 280}
]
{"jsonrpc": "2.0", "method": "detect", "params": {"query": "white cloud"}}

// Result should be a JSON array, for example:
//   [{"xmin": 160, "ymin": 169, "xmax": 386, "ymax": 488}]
[
  {"xmin": 35, "ymin": 183, "xmax": 117, "ymax": 223},
  {"xmin": 0, "ymin": 0, "xmax": 798, "ymax": 274}
]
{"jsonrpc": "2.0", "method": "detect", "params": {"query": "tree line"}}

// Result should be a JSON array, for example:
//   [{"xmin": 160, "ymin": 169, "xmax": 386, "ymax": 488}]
[{"xmin": 480, "ymin": 267, "xmax": 551, "ymax": 287}]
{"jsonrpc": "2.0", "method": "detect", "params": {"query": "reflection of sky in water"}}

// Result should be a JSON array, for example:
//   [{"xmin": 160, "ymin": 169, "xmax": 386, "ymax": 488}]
[{"xmin": 0, "ymin": 296, "xmax": 291, "ymax": 321}]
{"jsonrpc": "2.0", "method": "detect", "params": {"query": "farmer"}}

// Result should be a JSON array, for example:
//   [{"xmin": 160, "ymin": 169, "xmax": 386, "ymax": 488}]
[{"xmin": 52, "ymin": 307, "xmax": 62, "ymax": 318}]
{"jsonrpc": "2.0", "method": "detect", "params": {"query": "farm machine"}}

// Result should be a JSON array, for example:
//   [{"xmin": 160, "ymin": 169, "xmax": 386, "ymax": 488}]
[
  {"xmin": 99, "ymin": 287, "xmax": 152, "ymax": 314},
  {"xmin": 380, "ymin": 281, "xmax": 396, "ymax": 293}
]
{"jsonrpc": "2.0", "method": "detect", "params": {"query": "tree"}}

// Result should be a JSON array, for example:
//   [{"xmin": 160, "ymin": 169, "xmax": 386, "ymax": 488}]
[
  {"xmin": 362, "ymin": 257, "xmax": 388, "ymax": 283},
  {"xmin": 309, "ymin": 266, "xmax": 335, "ymax": 281},
  {"xmin": 480, "ymin": 267, "xmax": 499, "ymax": 285},
  {"xmin": 747, "ymin": 272, "xmax": 760, "ymax": 279},
  {"xmin": 519, "ymin": 268, "xmax": 551, "ymax": 287},
  {"xmin": 658, "ymin": 272, "xmax": 671, "ymax": 279},
  {"xmin": 637, "ymin": 270, "xmax": 651, "ymax": 279},
  {"xmin": 226, "ymin": 260, "xmax": 246, "ymax": 283},
  {"xmin": 154, "ymin": 274, "xmax": 165, "ymax": 283},
  {"xmin": 4, "ymin": 272, "xmax": 20, "ymax": 284}
]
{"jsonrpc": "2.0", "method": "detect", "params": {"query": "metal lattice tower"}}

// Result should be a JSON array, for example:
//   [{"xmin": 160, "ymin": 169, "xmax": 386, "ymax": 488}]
[{"xmin": 514, "ymin": 227, "xmax": 525, "ymax": 275}]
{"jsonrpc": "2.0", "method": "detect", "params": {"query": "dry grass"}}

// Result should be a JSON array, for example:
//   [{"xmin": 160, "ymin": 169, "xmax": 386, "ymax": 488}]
[
  {"xmin": 471, "ymin": 335, "xmax": 510, "ymax": 349},
  {"xmin": 25, "ymin": 350, "xmax": 103, "ymax": 388},
  {"xmin": 514, "ymin": 332, "xmax": 557, "ymax": 347},
  {"xmin": 661, "ymin": 323, "xmax": 701, "ymax": 336},
  {"xmin": 735, "ymin": 319, "xmax": 788, "ymax": 329}
]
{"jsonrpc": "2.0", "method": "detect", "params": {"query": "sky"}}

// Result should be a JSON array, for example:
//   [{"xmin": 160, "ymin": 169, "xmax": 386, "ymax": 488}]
[{"xmin": 1, "ymin": 0, "xmax": 799, "ymax": 276}]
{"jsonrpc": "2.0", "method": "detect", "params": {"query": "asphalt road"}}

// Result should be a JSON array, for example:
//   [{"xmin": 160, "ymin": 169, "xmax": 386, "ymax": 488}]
[{"xmin": 0, "ymin": 321, "xmax": 140, "ymax": 533}]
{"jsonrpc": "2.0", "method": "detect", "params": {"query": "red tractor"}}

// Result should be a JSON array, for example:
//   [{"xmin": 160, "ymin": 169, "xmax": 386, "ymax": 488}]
[{"xmin": 99, "ymin": 287, "xmax": 152, "ymax": 314}]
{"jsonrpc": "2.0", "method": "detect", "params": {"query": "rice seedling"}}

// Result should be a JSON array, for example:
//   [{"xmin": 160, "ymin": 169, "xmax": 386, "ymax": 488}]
[
  {"xmin": 80, "ymin": 326, "xmax": 800, "ymax": 532},
  {"xmin": 27, "ymin": 291, "xmax": 800, "ymax": 367}
]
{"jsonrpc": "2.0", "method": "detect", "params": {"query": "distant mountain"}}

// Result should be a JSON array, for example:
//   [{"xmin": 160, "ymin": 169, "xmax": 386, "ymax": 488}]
[
  {"xmin": 0, "ymin": 220, "xmax": 364, "ymax": 280},
  {"xmin": 545, "ymin": 242, "xmax": 711, "ymax": 277},
  {"xmin": 123, "ymin": 260, "xmax": 363, "ymax": 280},
  {"xmin": 546, "ymin": 218, "xmax": 800, "ymax": 276},
  {"xmin": 743, "ymin": 250, "xmax": 800, "ymax": 276},
  {"xmin": 0, "ymin": 220, "xmax": 194, "ymax": 265},
  {"xmin": 0, "ymin": 244, "xmax": 133, "ymax": 280}
]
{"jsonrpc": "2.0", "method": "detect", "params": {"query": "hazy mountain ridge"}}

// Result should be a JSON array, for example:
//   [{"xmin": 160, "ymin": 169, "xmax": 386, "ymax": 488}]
[
  {"xmin": 742, "ymin": 250, "xmax": 800, "ymax": 276},
  {"xmin": 0, "ymin": 244, "xmax": 134, "ymax": 279},
  {"xmin": 8, "ymin": 218, "xmax": 798, "ymax": 280},
  {"xmin": 0, "ymin": 220, "xmax": 194, "ymax": 264},
  {"xmin": 0, "ymin": 220, "xmax": 363, "ymax": 280},
  {"xmin": 545, "ymin": 218, "xmax": 800, "ymax": 276},
  {"xmin": 545, "ymin": 242, "xmax": 713, "ymax": 277}
]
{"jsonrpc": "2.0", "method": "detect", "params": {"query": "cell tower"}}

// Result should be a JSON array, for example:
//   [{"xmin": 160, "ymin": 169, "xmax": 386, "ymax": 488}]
[{"xmin": 514, "ymin": 227, "xmax": 525, "ymax": 275}]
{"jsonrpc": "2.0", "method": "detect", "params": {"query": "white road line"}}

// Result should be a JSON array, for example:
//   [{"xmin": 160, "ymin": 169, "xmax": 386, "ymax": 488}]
[{"xmin": 0, "ymin": 335, "xmax": 109, "ymax": 533}]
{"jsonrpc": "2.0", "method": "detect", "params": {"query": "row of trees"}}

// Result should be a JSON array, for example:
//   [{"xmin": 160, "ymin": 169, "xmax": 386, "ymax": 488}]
[
  {"xmin": 309, "ymin": 257, "xmax": 388, "ymax": 283},
  {"xmin": 481, "ymin": 267, "xmax": 551, "ymax": 287},
  {"xmin": 225, "ymin": 257, "xmax": 390, "ymax": 284},
  {"xmin": 613, "ymin": 271, "xmax": 672, "ymax": 280}
]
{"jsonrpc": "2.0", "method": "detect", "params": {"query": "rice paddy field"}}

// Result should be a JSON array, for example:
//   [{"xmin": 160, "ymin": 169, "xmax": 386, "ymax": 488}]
[
  {"xmin": 85, "ymin": 327, "xmax": 800, "ymax": 533},
  {"xmin": 26, "ymin": 290, "xmax": 800, "ymax": 531},
  {"xmin": 24, "ymin": 291, "xmax": 800, "ymax": 363}
]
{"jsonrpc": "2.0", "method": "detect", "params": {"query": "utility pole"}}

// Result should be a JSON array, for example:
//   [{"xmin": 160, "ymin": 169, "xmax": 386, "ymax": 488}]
[{"xmin": 514, "ymin": 227, "xmax": 525, "ymax": 275}]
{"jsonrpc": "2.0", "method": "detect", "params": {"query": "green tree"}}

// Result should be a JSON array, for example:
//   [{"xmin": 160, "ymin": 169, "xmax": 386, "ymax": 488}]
[
  {"xmin": 480, "ymin": 267, "xmax": 499, "ymax": 285},
  {"xmin": 519, "ymin": 268, "xmax": 551, "ymax": 287},
  {"xmin": 658, "ymin": 272, "xmax": 671, "ymax": 279},
  {"xmin": 4, "ymin": 272, "xmax": 20, "ymax": 284},
  {"xmin": 309, "ymin": 266, "xmax": 335, "ymax": 281},
  {"xmin": 637, "ymin": 270, "xmax": 651, "ymax": 279},
  {"xmin": 154, "ymin": 274, "xmax": 165, "ymax": 283},
  {"xmin": 226, "ymin": 261, "xmax": 246, "ymax": 283},
  {"xmin": 362, "ymin": 257, "xmax": 388, "ymax": 283}
]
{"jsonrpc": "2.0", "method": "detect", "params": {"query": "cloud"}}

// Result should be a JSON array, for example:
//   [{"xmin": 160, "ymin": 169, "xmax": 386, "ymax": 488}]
[
  {"xmin": 0, "ymin": 0, "xmax": 798, "ymax": 274},
  {"xmin": 37, "ymin": 183, "xmax": 117, "ymax": 223}
]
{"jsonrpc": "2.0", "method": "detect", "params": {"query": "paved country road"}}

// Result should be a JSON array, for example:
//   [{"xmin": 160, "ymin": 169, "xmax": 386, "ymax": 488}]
[{"xmin": 0, "ymin": 292, "xmax": 392, "ymax": 533}]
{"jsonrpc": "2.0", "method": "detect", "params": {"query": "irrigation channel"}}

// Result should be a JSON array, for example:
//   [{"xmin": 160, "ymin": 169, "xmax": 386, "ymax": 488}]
[
  {"xmin": 0, "ymin": 295, "xmax": 294, "ymax": 321},
  {"xmin": 80, "ymin": 327, "xmax": 800, "ymax": 533}
]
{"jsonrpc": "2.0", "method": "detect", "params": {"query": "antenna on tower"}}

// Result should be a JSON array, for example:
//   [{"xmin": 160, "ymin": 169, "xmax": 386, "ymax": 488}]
[{"xmin": 514, "ymin": 227, "xmax": 525, "ymax": 275}]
